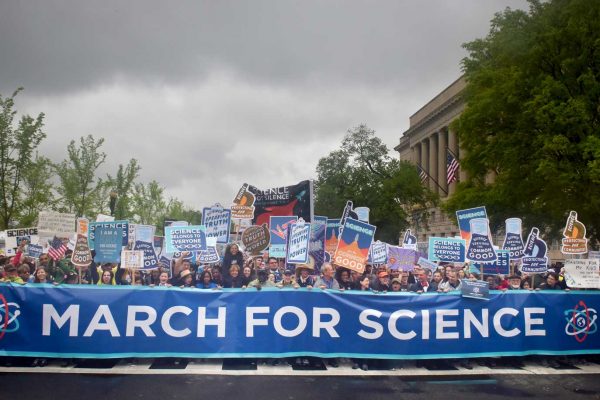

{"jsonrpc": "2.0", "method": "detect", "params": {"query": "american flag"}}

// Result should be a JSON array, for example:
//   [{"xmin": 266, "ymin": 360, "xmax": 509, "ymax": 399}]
[
  {"xmin": 416, "ymin": 165, "xmax": 428, "ymax": 184},
  {"xmin": 47, "ymin": 236, "xmax": 67, "ymax": 261},
  {"xmin": 446, "ymin": 149, "xmax": 460, "ymax": 184}
]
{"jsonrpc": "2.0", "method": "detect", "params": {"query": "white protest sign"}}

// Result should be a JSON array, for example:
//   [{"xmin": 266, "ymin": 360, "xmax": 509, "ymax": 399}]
[
  {"xmin": 564, "ymin": 259, "xmax": 600, "ymax": 289},
  {"xmin": 5, "ymin": 227, "xmax": 39, "ymax": 248},
  {"xmin": 96, "ymin": 214, "xmax": 115, "ymax": 222},
  {"xmin": 120, "ymin": 250, "xmax": 145, "ymax": 269},
  {"xmin": 37, "ymin": 211, "xmax": 76, "ymax": 237}
]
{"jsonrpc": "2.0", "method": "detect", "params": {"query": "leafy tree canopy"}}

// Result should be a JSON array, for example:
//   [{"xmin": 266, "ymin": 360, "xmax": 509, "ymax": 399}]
[{"xmin": 445, "ymin": 0, "xmax": 600, "ymax": 244}]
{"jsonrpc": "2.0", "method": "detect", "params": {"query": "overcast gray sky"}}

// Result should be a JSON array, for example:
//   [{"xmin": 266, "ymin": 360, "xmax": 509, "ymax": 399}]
[{"xmin": 0, "ymin": 0, "xmax": 528, "ymax": 210}]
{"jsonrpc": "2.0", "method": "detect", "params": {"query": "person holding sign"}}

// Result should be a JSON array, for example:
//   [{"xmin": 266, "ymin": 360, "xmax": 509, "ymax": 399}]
[{"xmin": 537, "ymin": 272, "xmax": 567, "ymax": 291}]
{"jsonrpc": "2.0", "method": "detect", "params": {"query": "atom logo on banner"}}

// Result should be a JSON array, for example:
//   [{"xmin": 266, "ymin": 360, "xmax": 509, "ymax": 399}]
[
  {"xmin": 564, "ymin": 300, "xmax": 597, "ymax": 343},
  {"xmin": 0, "ymin": 295, "xmax": 21, "ymax": 340}
]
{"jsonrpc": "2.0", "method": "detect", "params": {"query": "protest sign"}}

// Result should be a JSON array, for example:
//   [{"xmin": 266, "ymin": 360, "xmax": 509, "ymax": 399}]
[
  {"xmin": 96, "ymin": 214, "xmax": 115, "ymax": 222},
  {"xmin": 466, "ymin": 218, "xmax": 497, "ymax": 263},
  {"xmin": 589, "ymin": 251, "xmax": 600, "ymax": 260},
  {"xmin": 325, "ymin": 218, "xmax": 341, "ymax": 257},
  {"xmin": 121, "ymin": 250, "xmax": 144, "ymax": 269},
  {"xmin": 77, "ymin": 218, "xmax": 89, "ymax": 237},
  {"xmin": 309, "ymin": 216, "xmax": 326, "ymax": 271},
  {"xmin": 249, "ymin": 180, "xmax": 313, "ymax": 226},
  {"xmin": 339, "ymin": 200, "xmax": 358, "ymax": 228},
  {"xmin": 5, "ymin": 227, "xmax": 39, "ymax": 248},
  {"xmin": 369, "ymin": 240, "xmax": 388, "ymax": 264},
  {"xmin": 354, "ymin": 207, "xmax": 370, "ymax": 223},
  {"xmin": 521, "ymin": 227, "xmax": 549, "ymax": 273},
  {"xmin": 561, "ymin": 211, "xmax": 588, "ymax": 255},
  {"xmin": 478, "ymin": 250, "xmax": 510, "ymax": 276},
  {"xmin": 131, "ymin": 224, "xmax": 156, "ymax": 244},
  {"xmin": 428, "ymin": 237, "xmax": 466, "ymax": 263},
  {"xmin": 269, "ymin": 216, "xmax": 297, "ymax": 258},
  {"xmin": 241, "ymin": 224, "xmax": 270, "ymax": 255},
  {"xmin": 402, "ymin": 229, "xmax": 418, "ymax": 250},
  {"xmin": 88, "ymin": 221, "xmax": 129, "ymax": 250},
  {"xmin": 564, "ymin": 259, "xmax": 600, "ymax": 289},
  {"xmin": 456, "ymin": 206, "xmax": 487, "ymax": 244},
  {"xmin": 502, "ymin": 218, "xmax": 525, "ymax": 259},
  {"xmin": 202, "ymin": 206, "xmax": 232, "ymax": 244},
  {"xmin": 133, "ymin": 241, "xmax": 159, "ymax": 269},
  {"xmin": 26, "ymin": 244, "xmax": 44, "ymax": 259},
  {"xmin": 231, "ymin": 183, "xmax": 256, "ymax": 219},
  {"xmin": 461, "ymin": 280, "xmax": 490, "ymax": 300},
  {"xmin": 37, "ymin": 211, "xmax": 75, "ymax": 237},
  {"xmin": 71, "ymin": 234, "xmax": 92, "ymax": 267},
  {"xmin": 332, "ymin": 218, "xmax": 375, "ymax": 273},
  {"xmin": 286, "ymin": 219, "xmax": 312, "ymax": 264},
  {"xmin": 417, "ymin": 257, "xmax": 437, "ymax": 272},
  {"xmin": 165, "ymin": 225, "xmax": 207, "ymax": 253},
  {"xmin": 198, "ymin": 237, "xmax": 221, "ymax": 264},
  {"xmin": 387, "ymin": 245, "xmax": 416, "ymax": 271},
  {"xmin": 93, "ymin": 226, "xmax": 123, "ymax": 263}
]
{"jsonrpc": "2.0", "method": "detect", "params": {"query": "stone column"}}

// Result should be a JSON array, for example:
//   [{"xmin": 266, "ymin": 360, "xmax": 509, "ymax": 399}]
[
  {"xmin": 428, "ymin": 134, "xmax": 438, "ymax": 193},
  {"xmin": 448, "ymin": 129, "xmax": 458, "ymax": 195},
  {"xmin": 437, "ymin": 130, "xmax": 448, "ymax": 197},
  {"xmin": 420, "ymin": 139, "xmax": 428, "ymax": 185}
]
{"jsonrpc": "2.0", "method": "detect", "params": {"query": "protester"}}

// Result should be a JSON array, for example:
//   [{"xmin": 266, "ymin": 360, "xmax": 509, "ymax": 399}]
[
  {"xmin": 33, "ymin": 267, "xmax": 54, "ymax": 284},
  {"xmin": 294, "ymin": 266, "xmax": 314, "ymax": 288},
  {"xmin": 336, "ymin": 268, "xmax": 355, "ymax": 290},
  {"xmin": 315, "ymin": 263, "xmax": 339, "ymax": 290},
  {"xmin": 98, "ymin": 270, "xmax": 114, "ymax": 286},
  {"xmin": 537, "ymin": 272, "xmax": 566, "ymax": 291},
  {"xmin": 196, "ymin": 270, "xmax": 219, "ymax": 289},
  {"xmin": 248, "ymin": 268, "xmax": 276, "ymax": 289},
  {"xmin": 179, "ymin": 269, "xmax": 195, "ymax": 288},
  {"xmin": 223, "ymin": 265, "xmax": 244, "ymax": 288},
  {"xmin": 276, "ymin": 270, "xmax": 295, "ymax": 288},
  {"xmin": 2, "ymin": 265, "xmax": 24, "ymax": 284},
  {"xmin": 438, "ymin": 269, "xmax": 462, "ymax": 292},
  {"xmin": 410, "ymin": 269, "xmax": 437, "ymax": 293},
  {"xmin": 222, "ymin": 243, "xmax": 244, "ymax": 278},
  {"xmin": 371, "ymin": 270, "xmax": 391, "ymax": 292}
]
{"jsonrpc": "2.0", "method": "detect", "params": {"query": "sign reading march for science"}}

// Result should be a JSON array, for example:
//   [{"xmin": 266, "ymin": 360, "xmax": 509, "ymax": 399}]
[
  {"xmin": 2, "ymin": 285, "xmax": 600, "ymax": 360},
  {"xmin": 428, "ymin": 237, "xmax": 466, "ymax": 263}
]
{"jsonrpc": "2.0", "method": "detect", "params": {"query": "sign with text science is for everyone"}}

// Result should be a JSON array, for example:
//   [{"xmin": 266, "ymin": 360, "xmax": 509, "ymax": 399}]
[{"xmin": 428, "ymin": 237, "xmax": 466, "ymax": 263}]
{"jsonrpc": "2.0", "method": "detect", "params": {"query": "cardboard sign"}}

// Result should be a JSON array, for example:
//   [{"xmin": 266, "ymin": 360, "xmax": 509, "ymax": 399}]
[
  {"xmin": 461, "ymin": 280, "xmax": 490, "ymax": 300},
  {"xmin": 165, "ymin": 225, "xmax": 207, "ymax": 253},
  {"xmin": 133, "ymin": 240, "xmax": 159, "ymax": 269},
  {"xmin": 466, "ymin": 218, "xmax": 497, "ymax": 263},
  {"xmin": 121, "ymin": 250, "xmax": 144, "ymax": 269},
  {"xmin": 94, "ymin": 226, "xmax": 123, "ymax": 263},
  {"xmin": 502, "ymin": 218, "xmax": 525, "ymax": 259},
  {"xmin": 241, "ymin": 224, "xmax": 270, "ymax": 255},
  {"xmin": 428, "ymin": 237, "xmax": 466, "ymax": 263},
  {"xmin": 456, "ymin": 206, "xmax": 487, "ymax": 244},
  {"xmin": 71, "ymin": 234, "xmax": 92, "ymax": 267},
  {"xmin": 88, "ymin": 220, "xmax": 129, "ymax": 250},
  {"xmin": 231, "ymin": 183, "xmax": 256, "ymax": 219},
  {"xmin": 332, "ymin": 218, "xmax": 375, "ymax": 273},
  {"xmin": 521, "ymin": 227, "xmax": 548, "ymax": 274},
  {"xmin": 286, "ymin": 220, "xmax": 312, "ymax": 264},
  {"xmin": 269, "ymin": 216, "xmax": 297, "ymax": 258},
  {"xmin": 564, "ymin": 259, "xmax": 600, "ymax": 289},
  {"xmin": 561, "ymin": 211, "xmax": 588, "ymax": 254},
  {"xmin": 387, "ymin": 245, "xmax": 416, "ymax": 271},
  {"xmin": 37, "ymin": 211, "xmax": 76, "ymax": 237},
  {"xmin": 202, "ymin": 206, "xmax": 232, "ymax": 244},
  {"xmin": 5, "ymin": 227, "xmax": 39, "ymax": 248}
]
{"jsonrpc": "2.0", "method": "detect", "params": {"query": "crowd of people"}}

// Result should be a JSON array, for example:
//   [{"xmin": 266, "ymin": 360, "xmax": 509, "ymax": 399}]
[{"xmin": 0, "ymin": 241, "xmax": 572, "ymax": 292}]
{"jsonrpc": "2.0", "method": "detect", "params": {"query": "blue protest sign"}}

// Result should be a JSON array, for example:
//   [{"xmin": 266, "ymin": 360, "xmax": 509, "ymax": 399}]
[
  {"xmin": 466, "ymin": 218, "xmax": 497, "ymax": 263},
  {"xmin": 26, "ymin": 244, "xmax": 44, "ymax": 259},
  {"xmin": 428, "ymin": 237, "xmax": 466, "ymax": 263},
  {"xmin": 3, "ymin": 285, "xmax": 600, "ymax": 360},
  {"xmin": 133, "ymin": 240, "xmax": 159, "ymax": 270},
  {"xmin": 165, "ymin": 225, "xmax": 207, "ymax": 253},
  {"xmin": 333, "ymin": 218, "xmax": 375, "ymax": 273},
  {"xmin": 461, "ymin": 280, "xmax": 490, "ymax": 300},
  {"xmin": 369, "ymin": 241, "xmax": 388, "ymax": 264},
  {"xmin": 502, "ymin": 218, "xmax": 525, "ymax": 259},
  {"xmin": 202, "ymin": 206, "xmax": 232, "ymax": 244},
  {"xmin": 269, "ymin": 216, "xmax": 298, "ymax": 258},
  {"xmin": 309, "ymin": 217, "xmax": 326, "ymax": 271},
  {"xmin": 93, "ymin": 226, "xmax": 123, "ymax": 263},
  {"xmin": 417, "ymin": 257, "xmax": 438, "ymax": 271},
  {"xmin": 521, "ymin": 227, "xmax": 549, "ymax": 273},
  {"xmin": 478, "ymin": 250, "xmax": 510, "ymax": 275},
  {"xmin": 456, "ymin": 206, "xmax": 487, "ymax": 243},
  {"xmin": 286, "ymin": 220, "xmax": 311, "ymax": 264},
  {"xmin": 88, "ymin": 220, "xmax": 129, "ymax": 250},
  {"xmin": 402, "ymin": 229, "xmax": 418, "ymax": 250}
]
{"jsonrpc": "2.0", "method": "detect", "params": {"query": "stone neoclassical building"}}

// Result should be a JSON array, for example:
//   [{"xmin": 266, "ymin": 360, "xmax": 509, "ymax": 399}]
[{"xmin": 394, "ymin": 77, "xmax": 467, "ymax": 243}]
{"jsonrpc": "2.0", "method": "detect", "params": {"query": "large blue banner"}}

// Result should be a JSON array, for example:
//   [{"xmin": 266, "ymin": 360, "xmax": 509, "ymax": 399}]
[{"xmin": 1, "ymin": 284, "xmax": 599, "ymax": 359}]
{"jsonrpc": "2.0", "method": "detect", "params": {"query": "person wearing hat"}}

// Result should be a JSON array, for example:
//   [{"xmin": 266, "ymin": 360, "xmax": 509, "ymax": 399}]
[
  {"xmin": 390, "ymin": 278, "xmax": 403, "ymax": 292},
  {"xmin": 2, "ymin": 264, "xmax": 24, "ymax": 284},
  {"xmin": 179, "ymin": 269, "xmax": 194, "ymax": 288},
  {"xmin": 248, "ymin": 268, "xmax": 276, "ymax": 289},
  {"xmin": 371, "ymin": 270, "xmax": 390, "ymax": 292},
  {"xmin": 294, "ymin": 266, "xmax": 314, "ymax": 288},
  {"xmin": 506, "ymin": 275, "xmax": 522, "ymax": 290},
  {"xmin": 277, "ymin": 270, "xmax": 295, "ymax": 288}
]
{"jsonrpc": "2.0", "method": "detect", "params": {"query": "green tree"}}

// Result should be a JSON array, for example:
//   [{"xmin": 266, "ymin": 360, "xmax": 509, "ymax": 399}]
[
  {"xmin": 0, "ymin": 88, "xmax": 46, "ymax": 229},
  {"xmin": 19, "ymin": 153, "xmax": 55, "ymax": 226},
  {"xmin": 106, "ymin": 159, "xmax": 140, "ymax": 219},
  {"xmin": 315, "ymin": 124, "xmax": 437, "ymax": 242},
  {"xmin": 445, "ymin": 0, "xmax": 600, "ymax": 244},
  {"xmin": 55, "ymin": 135, "xmax": 106, "ymax": 217},
  {"xmin": 131, "ymin": 180, "xmax": 168, "ymax": 225}
]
